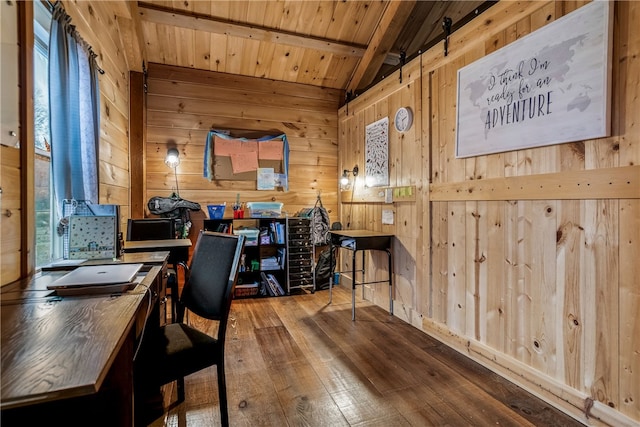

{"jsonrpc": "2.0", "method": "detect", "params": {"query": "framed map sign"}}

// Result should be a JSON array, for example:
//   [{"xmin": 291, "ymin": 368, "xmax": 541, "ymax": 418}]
[{"xmin": 455, "ymin": 0, "xmax": 612, "ymax": 158}]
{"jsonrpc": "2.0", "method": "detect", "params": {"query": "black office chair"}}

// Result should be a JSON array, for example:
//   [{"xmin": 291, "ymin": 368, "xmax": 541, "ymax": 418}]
[
  {"xmin": 127, "ymin": 218, "xmax": 179, "ymax": 320},
  {"xmin": 135, "ymin": 231, "xmax": 245, "ymax": 427}
]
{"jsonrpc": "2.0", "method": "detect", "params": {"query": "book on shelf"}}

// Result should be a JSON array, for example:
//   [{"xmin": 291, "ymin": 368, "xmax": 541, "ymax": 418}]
[
  {"xmin": 260, "ymin": 256, "xmax": 280, "ymax": 270},
  {"xmin": 260, "ymin": 272, "xmax": 285, "ymax": 296},
  {"xmin": 276, "ymin": 222, "xmax": 285, "ymax": 244},
  {"xmin": 216, "ymin": 223, "xmax": 231, "ymax": 233},
  {"xmin": 277, "ymin": 247, "xmax": 286, "ymax": 269},
  {"xmin": 268, "ymin": 221, "xmax": 286, "ymax": 244}
]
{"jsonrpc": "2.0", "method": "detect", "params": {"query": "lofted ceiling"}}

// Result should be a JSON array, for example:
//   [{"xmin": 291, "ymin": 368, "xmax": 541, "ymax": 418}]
[{"xmin": 127, "ymin": 1, "xmax": 491, "ymax": 95}]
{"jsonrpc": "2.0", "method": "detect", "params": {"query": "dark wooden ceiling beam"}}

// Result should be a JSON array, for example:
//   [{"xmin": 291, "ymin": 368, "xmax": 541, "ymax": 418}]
[
  {"xmin": 346, "ymin": 0, "xmax": 416, "ymax": 93},
  {"xmin": 137, "ymin": 2, "xmax": 367, "ymax": 58}
]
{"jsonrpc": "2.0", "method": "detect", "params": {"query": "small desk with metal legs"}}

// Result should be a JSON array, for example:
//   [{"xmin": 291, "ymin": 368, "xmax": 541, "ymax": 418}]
[{"xmin": 328, "ymin": 230, "xmax": 393, "ymax": 320}]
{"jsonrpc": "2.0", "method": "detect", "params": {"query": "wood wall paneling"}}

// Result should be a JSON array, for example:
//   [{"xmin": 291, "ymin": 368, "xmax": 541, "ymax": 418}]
[
  {"xmin": 337, "ymin": 1, "xmax": 640, "ymax": 425},
  {"xmin": 1, "ymin": 146, "xmax": 21, "ymax": 284},
  {"xmin": 144, "ymin": 64, "xmax": 340, "ymax": 225}
]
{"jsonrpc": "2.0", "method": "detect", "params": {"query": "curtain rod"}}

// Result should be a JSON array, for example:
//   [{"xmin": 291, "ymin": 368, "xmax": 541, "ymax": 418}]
[{"xmin": 49, "ymin": 1, "xmax": 105, "ymax": 75}]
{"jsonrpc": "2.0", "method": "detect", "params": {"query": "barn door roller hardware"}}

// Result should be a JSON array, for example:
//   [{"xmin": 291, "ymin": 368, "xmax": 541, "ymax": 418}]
[
  {"xmin": 398, "ymin": 51, "xmax": 407, "ymax": 84},
  {"xmin": 442, "ymin": 17, "xmax": 453, "ymax": 57},
  {"xmin": 345, "ymin": 90, "xmax": 354, "ymax": 114}
]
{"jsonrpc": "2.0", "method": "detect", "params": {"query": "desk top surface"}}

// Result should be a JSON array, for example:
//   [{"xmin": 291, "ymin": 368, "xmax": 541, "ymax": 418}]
[
  {"xmin": 39, "ymin": 251, "xmax": 170, "ymax": 272},
  {"xmin": 123, "ymin": 238, "xmax": 192, "ymax": 250},
  {"xmin": 0, "ymin": 266, "xmax": 161, "ymax": 410},
  {"xmin": 329, "ymin": 229, "xmax": 394, "ymax": 238}
]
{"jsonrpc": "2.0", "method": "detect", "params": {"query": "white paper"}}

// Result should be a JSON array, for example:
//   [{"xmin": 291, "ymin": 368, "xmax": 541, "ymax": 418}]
[
  {"xmin": 384, "ymin": 188, "xmax": 393, "ymax": 203},
  {"xmin": 257, "ymin": 167, "xmax": 275, "ymax": 190},
  {"xmin": 382, "ymin": 209, "xmax": 394, "ymax": 225}
]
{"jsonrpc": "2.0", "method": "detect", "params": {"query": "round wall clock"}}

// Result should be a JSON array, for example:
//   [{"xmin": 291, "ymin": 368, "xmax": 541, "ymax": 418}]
[{"xmin": 394, "ymin": 107, "xmax": 413, "ymax": 132}]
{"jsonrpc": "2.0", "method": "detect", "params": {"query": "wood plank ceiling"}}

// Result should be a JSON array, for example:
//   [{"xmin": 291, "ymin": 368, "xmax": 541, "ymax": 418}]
[{"xmin": 133, "ymin": 0, "xmax": 490, "ymax": 95}]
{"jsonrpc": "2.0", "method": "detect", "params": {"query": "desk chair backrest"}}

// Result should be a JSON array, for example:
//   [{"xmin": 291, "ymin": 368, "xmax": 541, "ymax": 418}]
[
  {"xmin": 127, "ymin": 218, "xmax": 175, "ymax": 241},
  {"xmin": 178, "ymin": 231, "xmax": 245, "ymax": 325},
  {"xmin": 134, "ymin": 230, "xmax": 245, "ymax": 426}
]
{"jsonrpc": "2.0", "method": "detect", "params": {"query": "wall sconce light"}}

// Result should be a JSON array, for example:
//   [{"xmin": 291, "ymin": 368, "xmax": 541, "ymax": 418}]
[
  {"xmin": 165, "ymin": 147, "xmax": 180, "ymax": 196},
  {"xmin": 165, "ymin": 147, "xmax": 180, "ymax": 168},
  {"xmin": 340, "ymin": 165, "xmax": 359, "ymax": 187}
]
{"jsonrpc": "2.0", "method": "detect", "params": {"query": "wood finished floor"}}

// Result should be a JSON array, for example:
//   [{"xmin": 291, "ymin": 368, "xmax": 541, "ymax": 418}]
[{"xmin": 143, "ymin": 285, "xmax": 583, "ymax": 427}]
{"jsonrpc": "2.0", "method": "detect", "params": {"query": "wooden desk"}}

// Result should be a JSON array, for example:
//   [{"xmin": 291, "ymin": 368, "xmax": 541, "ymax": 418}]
[
  {"xmin": 124, "ymin": 239, "xmax": 191, "ymax": 321},
  {"xmin": 0, "ymin": 265, "xmax": 163, "ymax": 426},
  {"xmin": 37, "ymin": 251, "xmax": 171, "ymax": 325},
  {"xmin": 123, "ymin": 238, "xmax": 191, "ymax": 265},
  {"xmin": 329, "ymin": 230, "xmax": 394, "ymax": 321}
]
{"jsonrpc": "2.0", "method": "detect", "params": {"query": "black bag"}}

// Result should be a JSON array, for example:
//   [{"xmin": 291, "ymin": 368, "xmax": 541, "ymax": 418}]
[
  {"xmin": 148, "ymin": 195, "xmax": 201, "ymax": 215},
  {"xmin": 148, "ymin": 195, "xmax": 201, "ymax": 238},
  {"xmin": 314, "ymin": 247, "xmax": 336, "ymax": 290},
  {"xmin": 312, "ymin": 196, "xmax": 330, "ymax": 246}
]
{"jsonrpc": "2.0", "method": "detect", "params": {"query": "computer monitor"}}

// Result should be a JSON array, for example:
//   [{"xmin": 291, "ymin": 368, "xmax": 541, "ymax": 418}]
[{"xmin": 126, "ymin": 218, "xmax": 175, "ymax": 241}]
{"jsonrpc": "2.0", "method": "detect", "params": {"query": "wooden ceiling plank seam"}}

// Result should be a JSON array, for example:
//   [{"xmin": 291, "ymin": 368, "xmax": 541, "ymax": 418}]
[
  {"xmin": 346, "ymin": 0, "xmax": 416, "ymax": 93},
  {"xmin": 254, "ymin": 41, "xmax": 278, "ymax": 80},
  {"xmin": 192, "ymin": 1, "xmax": 212, "ymax": 16},
  {"xmin": 228, "ymin": 0, "xmax": 250, "ymax": 24},
  {"xmin": 210, "ymin": 32, "xmax": 228, "ymax": 73},
  {"xmin": 157, "ymin": 22, "xmax": 178, "ymax": 65},
  {"xmin": 309, "ymin": 1, "xmax": 336, "ymax": 40},
  {"xmin": 280, "ymin": 0, "xmax": 310, "ymax": 35},
  {"xmin": 261, "ymin": 0, "xmax": 284, "ymax": 30},
  {"xmin": 283, "ymin": 44, "xmax": 305, "ymax": 84},
  {"xmin": 331, "ymin": 0, "xmax": 370, "ymax": 45},
  {"xmin": 225, "ymin": 35, "xmax": 245, "ymax": 76},
  {"xmin": 350, "ymin": 1, "xmax": 392, "ymax": 46},
  {"xmin": 138, "ymin": 2, "xmax": 367, "ymax": 58},
  {"xmin": 297, "ymin": 1, "xmax": 324, "ymax": 36},
  {"xmin": 239, "ymin": 37, "xmax": 262, "ymax": 78},
  {"xmin": 246, "ymin": 1, "xmax": 269, "ymax": 29},
  {"xmin": 194, "ymin": 29, "xmax": 212, "ymax": 71},
  {"xmin": 141, "ymin": 21, "xmax": 157, "ymax": 63},
  {"xmin": 269, "ymin": 43, "xmax": 294, "ymax": 83},
  {"xmin": 175, "ymin": 26, "xmax": 195, "ymax": 69}
]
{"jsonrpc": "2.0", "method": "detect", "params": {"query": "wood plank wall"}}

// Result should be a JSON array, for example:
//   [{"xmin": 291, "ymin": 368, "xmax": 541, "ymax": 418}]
[
  {"xmin": 144, "ymin": 64, "xmax": 341, "ymax": 231},
  {"xmin": 1, "ymin": 1, "xmax": 21, "ymax": 284},
  {"xmin": 1, "ymin": 146, "xmax": 20, "ymax": 284},
  {"xmin": 338, "ymin": 1, "xmax": 639, "ymax": 425}
]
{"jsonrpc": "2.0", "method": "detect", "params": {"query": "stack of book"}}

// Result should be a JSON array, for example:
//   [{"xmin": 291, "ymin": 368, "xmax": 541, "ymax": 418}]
[
  {"xmin": 261, "ymin": 272, "xmax": 285, "ymax": 296},
  {"xmin": 260, "ymin": 256, "xmax": 280, "ymax": 270}
]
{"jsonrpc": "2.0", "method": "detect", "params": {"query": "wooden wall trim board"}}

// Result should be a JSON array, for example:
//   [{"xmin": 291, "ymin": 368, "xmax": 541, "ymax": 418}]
[
  {"xmin": 129, "ymin": 71, "xmax": 146, "ymax": 218},
  {"xmin": 421, "ymin": 317, "xmax": 638, "ymax": 427},
  {"xmin": 340, "ymin": 185, "xmax": 417, "ymax": 203},
  {"xmin": 338, "ymin": 1, "xmax": 639, "ymax": 424},
  {"xmin": 18, "ymin": 1, "xmax": 34, "ymax": 279},
  {"xmin": 430, "ymin": 165, "xmax": 640, "ymax": 201}
]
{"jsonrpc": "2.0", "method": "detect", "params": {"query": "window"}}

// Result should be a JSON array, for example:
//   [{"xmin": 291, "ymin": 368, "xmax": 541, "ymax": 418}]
[
  {"xmin": 33, "ymin": 1, "xmax": 101, "ymax": 267},
  {"xmin": 34, "ymin": 0, "xmax": 54, "ymax": 266}
]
